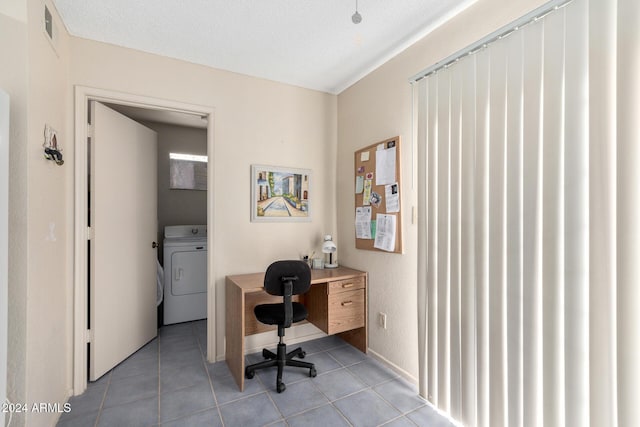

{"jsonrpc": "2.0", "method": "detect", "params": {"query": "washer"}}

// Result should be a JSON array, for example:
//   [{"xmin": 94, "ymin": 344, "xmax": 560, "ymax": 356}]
[{"xmin": 163, "ymin": 225, "xmax": 207, "ymax": 325}]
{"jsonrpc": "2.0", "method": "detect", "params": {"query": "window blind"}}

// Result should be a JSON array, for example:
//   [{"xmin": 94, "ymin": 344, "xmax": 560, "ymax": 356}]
[{"xmin": 414, "ymin": 0, "xmax": 640, "ymax": 425}]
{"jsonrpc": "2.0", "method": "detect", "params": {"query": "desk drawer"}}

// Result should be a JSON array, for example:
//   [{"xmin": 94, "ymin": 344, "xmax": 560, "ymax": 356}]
[
  {"xmin": 327, "ymin": 289, "xmax": 365, "ymax": 334},
  {"xmin": 328, "ymin": 276, "xmax": 365, "ymax": 294}
]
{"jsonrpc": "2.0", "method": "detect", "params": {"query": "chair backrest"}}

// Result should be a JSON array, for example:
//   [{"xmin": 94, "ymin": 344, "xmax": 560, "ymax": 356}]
[{"xmin": 264, "ymin": 260, "xmax": 311, "ymax": 296}]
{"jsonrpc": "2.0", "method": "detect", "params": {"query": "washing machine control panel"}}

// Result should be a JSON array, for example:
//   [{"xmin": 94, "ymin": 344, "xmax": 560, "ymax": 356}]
[{"xmin": 164, "ymin": 224, "xmax": 207, "ymax": 239}]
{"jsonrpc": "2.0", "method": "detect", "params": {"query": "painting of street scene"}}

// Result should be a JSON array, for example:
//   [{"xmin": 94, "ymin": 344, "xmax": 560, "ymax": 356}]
[{"xmin": 251, "ymin": 165, "xmax": 311, "ymax": 222}]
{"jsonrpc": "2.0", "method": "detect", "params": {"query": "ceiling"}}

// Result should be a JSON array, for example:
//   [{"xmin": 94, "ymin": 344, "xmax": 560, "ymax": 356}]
[
  {"xmin": 53, "ymin": 0, "xmax": 477, "ymax": 95},
  {"xmin": 103, "ymin": 103, "xmax": 209, "ymax": 129}
]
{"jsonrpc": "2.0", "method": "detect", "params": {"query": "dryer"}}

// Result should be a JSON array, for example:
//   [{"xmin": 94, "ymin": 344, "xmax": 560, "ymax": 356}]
[{"xmin": 163, "ymin": 225, "xmax": 207, "ymax": 325}]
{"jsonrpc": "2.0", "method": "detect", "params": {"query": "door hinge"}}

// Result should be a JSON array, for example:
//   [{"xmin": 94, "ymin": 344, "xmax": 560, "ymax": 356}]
[
  {"xmin": 87, "ymin": 226, "xmax": 93, "ymax": 240},
  {"xmin": 85, "ymin": 329, "xmax": 94, "ymax": 343},
  {"xmin": 87, "ymin": 122, "xmax": 94, "ymax": 139}
]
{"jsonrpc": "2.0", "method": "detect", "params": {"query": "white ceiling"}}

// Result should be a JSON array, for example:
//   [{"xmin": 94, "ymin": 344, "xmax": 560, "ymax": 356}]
[
  {"xmin": 53, "ymin": 0, "xmax": 476, "ymax": 95},
  {"xmin": 103, "ymin": 103, "xmax": 209, "ymax": 129}
]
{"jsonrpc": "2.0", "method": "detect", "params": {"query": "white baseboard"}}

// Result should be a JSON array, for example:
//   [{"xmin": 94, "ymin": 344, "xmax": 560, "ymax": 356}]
[
  {"xmin": 365, "ymin": 349, "xmax": 463, "ymax": 427},
  {"xmin": 244, "ymin": 331, "xmax": 327, "ymax": 356},
  {"xmin": 216, "ymin": 323, "xmax": 327, "ymax": 362},
  {"xmin": 366, "ymin": 348, "xmax": 418, "ymax": 386}
]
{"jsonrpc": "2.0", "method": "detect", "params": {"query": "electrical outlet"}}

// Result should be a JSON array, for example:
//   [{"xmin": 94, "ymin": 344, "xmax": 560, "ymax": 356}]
[{"xmin": 378, "ymin": 312, "xmax": 387, "ymax": 329}]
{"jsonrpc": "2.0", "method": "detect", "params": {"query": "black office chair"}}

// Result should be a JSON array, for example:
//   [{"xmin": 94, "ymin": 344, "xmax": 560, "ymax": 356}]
[{"xmin": 244, "ymin": 260, "xmax": 317, "ymax": 393}]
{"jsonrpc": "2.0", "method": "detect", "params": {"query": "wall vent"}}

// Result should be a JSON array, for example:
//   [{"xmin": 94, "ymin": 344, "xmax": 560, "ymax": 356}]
[
  {"xmin": 44, "ymin": 5, "xmax": 53, "ymax": 39},
  {"xmin": 42, "ymin": 2, "xmax": 59, "ymax": 56}
]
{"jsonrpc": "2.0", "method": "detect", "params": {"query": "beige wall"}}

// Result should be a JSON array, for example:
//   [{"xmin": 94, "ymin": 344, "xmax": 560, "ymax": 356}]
[
  {"xmin": 337, "ymin": 0, "xmax": 548, "ymax": 381},
  {"xmin": 0, "ymin": 8, "xmax": 29, "ymax": 427},
  {"xmin": 1, "ymin": 0, "xmax": 72, "ymax": 425},
  {"xmin": 25, "ymin": 0, "xmax": 72, "ymax": 425},
  {"xmin": 69, "ymin": 37, "xmax": 338, "ymax": 361},
  {"xmin": 0, "ymin": 0, "xmax": 26, "ymax": 22}
]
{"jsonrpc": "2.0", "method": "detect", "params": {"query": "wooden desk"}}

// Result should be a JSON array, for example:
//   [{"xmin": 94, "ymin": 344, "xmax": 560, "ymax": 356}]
[{"xmin": 225, "ymin": 266, "xmax": 368, "ymax": 390}]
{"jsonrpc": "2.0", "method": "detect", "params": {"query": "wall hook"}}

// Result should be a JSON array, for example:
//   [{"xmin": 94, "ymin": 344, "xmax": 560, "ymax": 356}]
[
  {"xmin": 44, "ymin": 147, "xmax": 64, "ymax": 165},
  {"xmin": 43, "ymin": 124, "xmax": 63, "ymax": 165}
]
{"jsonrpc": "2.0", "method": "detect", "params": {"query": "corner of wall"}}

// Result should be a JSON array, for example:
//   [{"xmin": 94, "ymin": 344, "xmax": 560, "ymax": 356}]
[
  {"xmin": 19, "ymin": 0, "xmax": 73, "ymax": 424},
  {"xmin": 1, "ymin": 8, "xmax": 30, "ymax": 427}
]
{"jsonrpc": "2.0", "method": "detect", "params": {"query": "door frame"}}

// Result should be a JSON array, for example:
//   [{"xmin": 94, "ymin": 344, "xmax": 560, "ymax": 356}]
[
  {"xmin": 0, "ymin": 89, "xmax": 9, "ymax": 427},
  {"xmin": 73, "ymin": 86, "xmax": 216, "ymax": 395}
]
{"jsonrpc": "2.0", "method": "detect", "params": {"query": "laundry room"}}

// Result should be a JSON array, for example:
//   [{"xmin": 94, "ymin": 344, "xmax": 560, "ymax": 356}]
[
  {"xmin": 104, "ymin": 102, "xmax": 209, "ymax": 328},
  {"xmin": 148, "ymin": 120, "xmax": 208, "ymax": 327},
  {"xmin": 151, "ymin": 121, "xmax": 207, "ymax": 262}
]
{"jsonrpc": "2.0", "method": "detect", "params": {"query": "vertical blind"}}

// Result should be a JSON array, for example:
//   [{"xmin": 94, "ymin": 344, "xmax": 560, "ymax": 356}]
[{"xmin": 414, "ymin": 0, "xmax": 640, "ymax": 425}]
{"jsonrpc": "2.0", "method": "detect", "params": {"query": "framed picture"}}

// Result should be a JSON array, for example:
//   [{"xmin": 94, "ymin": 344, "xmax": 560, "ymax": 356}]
[{"xmin": 251, "ymin": 165, "xmax": 311, "ymax": 222}]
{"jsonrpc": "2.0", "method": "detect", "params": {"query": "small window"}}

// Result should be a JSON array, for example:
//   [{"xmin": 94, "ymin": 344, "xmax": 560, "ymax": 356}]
[{"xmin": 169, "ymin": 152, "xmax": 207, "ymax": 191}]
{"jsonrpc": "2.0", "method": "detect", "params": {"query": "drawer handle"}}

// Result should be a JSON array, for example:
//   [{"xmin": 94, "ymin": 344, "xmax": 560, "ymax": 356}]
[
  {"xmin": 342, "ymin": 283, "xmax": 354, "ymax": 288},
  {"xmin": 341, "ymin": 301, "xmax": 353, "ymax": 306}
]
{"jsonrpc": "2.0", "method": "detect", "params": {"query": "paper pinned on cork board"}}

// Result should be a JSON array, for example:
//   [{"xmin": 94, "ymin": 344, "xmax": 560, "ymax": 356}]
[
  {"xmin": 385, "ymin": 183, "xmax": 400, "ymax": 213},
  {"xmin": 355, "ymin": 175, "xmax": 364, "ymax": 194},
  {"xmin": 363, "ymin": 179, "xmax": 372, "ymax": 206},
  {"xmin": 375, "ymin": 147, "xmax": 396, "ymax": 185},
  {"xmin": 355, "ymin": 206, "xmax": 372, "ymax": 239},
  {"xmin": 373, "ymin": 213, "xmax": 396, "ymax": 252}
]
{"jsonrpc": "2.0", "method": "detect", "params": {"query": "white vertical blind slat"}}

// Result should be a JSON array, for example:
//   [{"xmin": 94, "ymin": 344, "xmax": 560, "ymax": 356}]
[
  {"xmin": 616, "ymin": 0, "xmax": 640, "ymax": 425},
  {"xmin": 449, "ymin": 63, "xmax": 463, "ymax": 421},
  {"xmin": 417, "ymin": 78, "xmax": 429, "ymax": 401},
  {"xmin": 505, "ymin": 28, "xmax": 525, "ymax": 427},
  {"xmin": 521, "ymin": 19, "xmax": 544, "ymax": 427},
  {"xmin": 459, "ymin": 54, "xmax": 477, "ymax": 427},
  {"xmin": 588, "ymin": 0, "xmax": 617, "ymax": 424},
  {"xmin": 522, "ymin": 17, "xmax": 544, "ymax": 427},
  {"xmin": 488, "ymin": 37, "xmax": 508, "ymax": 427},
  {"xmin": 541, "ymin": 10, "xmax": 566, "ymax": 427},
  {"xmin": 563, "ymin": 0, "xmax": 590, "ymax": 425},
  {"xmin": 474, "ymin": 48, "xmax": 491, "ymax": 427},
  {"xmin": 427, "ymin": 75, "xmax": 439, "ymax": 404},
  {"xmin": 437, "ymin": 69, "xmax": 452, "ymax": 412}
]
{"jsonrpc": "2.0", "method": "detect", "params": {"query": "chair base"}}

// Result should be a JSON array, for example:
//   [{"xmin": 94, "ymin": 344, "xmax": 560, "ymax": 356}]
[{"xmin": 245, "ymin": 342, "xmax": 317, "ymax": 393}]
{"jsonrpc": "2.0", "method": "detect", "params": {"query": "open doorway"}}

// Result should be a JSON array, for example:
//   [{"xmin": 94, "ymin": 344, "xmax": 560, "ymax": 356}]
[
  {"xmin": 73, "ymin": 87, "xmax": 215, "ymax": 395},
  {"xmin": 103, "ymin": 104, "xmax": 209, "ymax": 328}
]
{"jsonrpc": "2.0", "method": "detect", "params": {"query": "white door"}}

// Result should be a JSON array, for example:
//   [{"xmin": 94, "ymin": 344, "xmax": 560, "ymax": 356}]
[{"xmin": 89, "ymin": 101, "xmax": 158, "ymax": 381}]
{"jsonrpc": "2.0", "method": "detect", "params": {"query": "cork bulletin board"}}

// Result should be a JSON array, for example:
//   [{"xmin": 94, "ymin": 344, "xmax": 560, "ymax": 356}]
[{"xmin": 354, "ymin": 136, "xmax": 403, "ymax": 254}]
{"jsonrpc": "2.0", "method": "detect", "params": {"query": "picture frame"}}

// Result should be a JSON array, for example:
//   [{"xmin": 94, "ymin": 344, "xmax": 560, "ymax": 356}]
[{"xmin": 251, "ymin": 165, "xmax": 312, "ymax": 222}]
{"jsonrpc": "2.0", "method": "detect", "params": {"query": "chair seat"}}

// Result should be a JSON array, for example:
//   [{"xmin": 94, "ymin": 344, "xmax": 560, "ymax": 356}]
[{"xmin": 254, "ymin": 302, "xmax": 308, "ymax": 325}]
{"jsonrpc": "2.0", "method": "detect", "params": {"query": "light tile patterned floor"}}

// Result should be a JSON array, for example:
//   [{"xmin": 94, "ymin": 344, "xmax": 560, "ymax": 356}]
[{"xmin": 57, "ymin": 320, "xmax": 455, "ymax": 427}]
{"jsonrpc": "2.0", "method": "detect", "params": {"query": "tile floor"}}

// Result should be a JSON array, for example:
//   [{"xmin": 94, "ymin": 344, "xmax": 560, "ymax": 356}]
[{"xmin": 57, "ymin": 320, "xmax": 456, "ymax": 427}]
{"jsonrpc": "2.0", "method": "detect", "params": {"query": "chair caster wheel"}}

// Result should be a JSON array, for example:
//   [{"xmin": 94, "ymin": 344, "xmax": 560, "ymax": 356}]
[
  {"xmin": 245, "ymin": 368, "xmax": 255, "ymax": 379},
  {"xmin": 277, "ymin": 382, "xmax": 286, "ymax": 393},
  {"xmin": 262, "ymin": 349, "xmax": 271, "ymax": 359},
  {"xmin": 299, "ymin": 350, "xmax": 306, "ymax": 359},
  {"xmin": 309, "ymin": 367, "xmax": 317, "ymax": 378}
]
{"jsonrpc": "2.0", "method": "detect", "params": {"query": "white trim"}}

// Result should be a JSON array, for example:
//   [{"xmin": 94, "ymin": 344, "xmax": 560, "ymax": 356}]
[
  {"xmin": 244, "ymin": 330, "xmax": 327, "ymax": 357},
  {"xmin": 72, "ymin": 86, "xmax": 216, "ymax": 395},
  {"xmin": 0, "ymin": 89, "xmax": 10, "ymax": 427}
]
